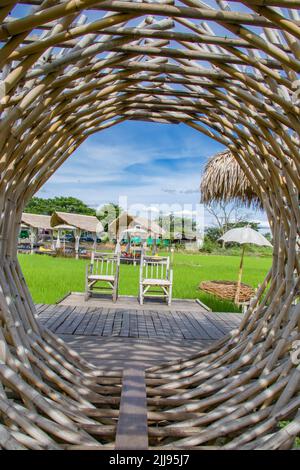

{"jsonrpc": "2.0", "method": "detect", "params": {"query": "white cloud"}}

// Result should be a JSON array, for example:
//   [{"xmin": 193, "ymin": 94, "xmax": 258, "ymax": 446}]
[{"xmin": 37, "ymin": 121, "xmax": 266, "ymax": 227}]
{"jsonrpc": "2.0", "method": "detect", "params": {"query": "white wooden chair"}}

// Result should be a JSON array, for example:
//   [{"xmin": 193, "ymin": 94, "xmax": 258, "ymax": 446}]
[
  {"xmin": 139, "ymin": 255, "xmax": 173, "ymax": 305},
  {"xmin": 85, "ymin": 252, "xmax": 120, "ymax": 302}
]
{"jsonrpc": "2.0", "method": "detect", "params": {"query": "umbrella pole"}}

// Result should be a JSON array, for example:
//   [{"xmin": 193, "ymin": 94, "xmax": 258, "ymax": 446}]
[{"xmin": 235, "ymin": 245, "xmax": 246, "ymax": 304}]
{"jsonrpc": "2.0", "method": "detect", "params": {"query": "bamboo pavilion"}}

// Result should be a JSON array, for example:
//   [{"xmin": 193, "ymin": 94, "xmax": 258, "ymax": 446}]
[{"xmin": 0, "ymin": 1, "xmax": 299, "ymax": 450}]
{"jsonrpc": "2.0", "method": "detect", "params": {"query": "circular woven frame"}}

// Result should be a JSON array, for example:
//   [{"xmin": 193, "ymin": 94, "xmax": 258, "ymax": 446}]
[
  {"xmin": 0, "ymin": 1, "xmax": 299, "ymax": 450},
  {"xmin": 200, "ymin": 280, "xmax": 255, "ymax": 303}
]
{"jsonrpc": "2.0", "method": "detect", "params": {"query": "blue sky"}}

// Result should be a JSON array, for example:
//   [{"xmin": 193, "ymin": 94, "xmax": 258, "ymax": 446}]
[
  {"xmin": 39, "ymin": 121, "xmax": 218, "ymax": 207},
  {"xmin": 38, "ymin": 120, "xmax": 269, "ymax": 229}
]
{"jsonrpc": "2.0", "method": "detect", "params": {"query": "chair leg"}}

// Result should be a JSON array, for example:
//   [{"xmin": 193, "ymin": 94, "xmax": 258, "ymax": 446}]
[
  {"xmin": 168, "ymin": 285, "xmax": 173, "ymax": 306},
  {"xmin": 113, "ymin": 281, "xmax": 118, "ymax": 303},
  {"xmin": 139, "ymin": 284, "xmax": 143, "ymax": 305}
]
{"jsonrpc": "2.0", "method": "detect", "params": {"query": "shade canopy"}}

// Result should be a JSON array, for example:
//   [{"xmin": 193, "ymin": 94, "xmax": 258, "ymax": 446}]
[
  {"xmin": 200, "ymin": 150, "xmax": 262, "ymax": 209},
  {"xmin": 50, "ymin": 211, "xmax": 103, "ymax": 234},
  {"xmin": 52, "ymin": 224, "xmax": 76, "ymax": 231},
  {"xmin": 21, "ymin": 213, "xmax": 52, "ymax": 231},
  {"xmin": 219, "ymin": 227, "xmax": 272, "ymax": 247}
]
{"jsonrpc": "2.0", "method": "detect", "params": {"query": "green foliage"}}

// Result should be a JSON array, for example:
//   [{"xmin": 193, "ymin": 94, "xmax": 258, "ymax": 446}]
[
  {"xmin": 19, "ymin": 252, "xmax": 271, "ymax": 312},
  {"xmin": 226, "ymin": 221, "xmax": 260, "ymax": 231},
  {"xmin": 157, "ymin": 213, "xmax": 196, "ymax": 240},
  {"xmin": 204, "ymin": 227, "xmax": 222, "ymax": 243},
  {"xmin": 25, "ymin": 196, "xmax": 96, "ymax": 216},
  {"xmin": 263, "ymin": 232, "xmax": 272, "ymax": 242},
  {"xmin": 201, "ymin": 237, "xmax": 216, "ymax": 253},
  {"xmin": 199, "ymin": 238, "xmax": 272, "ymax": 257},
  {"xmin": 97, "ymin": 203, "xmax": 123, "ymax": 232},
  {"xmin": 203, "ymin": 221, "xmax": 271, "ymax": 256},
  {"xmin": 278, "ymin": 421, "xmax": 300, "ymax": 448},
  {"xmin": 205, "ymin": 220, "xmax": 261, "ymax": 244}
]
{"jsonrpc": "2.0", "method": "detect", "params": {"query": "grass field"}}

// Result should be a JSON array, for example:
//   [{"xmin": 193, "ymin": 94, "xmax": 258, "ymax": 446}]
[{"xmin": 18, "ymin": 252, "xmax": 272, "ymax": 312}]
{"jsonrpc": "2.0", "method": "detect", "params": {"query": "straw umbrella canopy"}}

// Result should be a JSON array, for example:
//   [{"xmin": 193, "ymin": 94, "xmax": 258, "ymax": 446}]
[
  {"xmin": 200, "ymin": 150, "xmax": 262, "ymax": 208},
  {"xmin": 219, "ymin": 227, "xmax": 272, "ymax": 303}
]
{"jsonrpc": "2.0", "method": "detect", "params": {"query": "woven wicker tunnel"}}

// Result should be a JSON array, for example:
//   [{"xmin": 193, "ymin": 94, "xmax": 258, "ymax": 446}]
[{"xmin": 0, "ymin": 1, "xmax": 299, "ymax": 449}]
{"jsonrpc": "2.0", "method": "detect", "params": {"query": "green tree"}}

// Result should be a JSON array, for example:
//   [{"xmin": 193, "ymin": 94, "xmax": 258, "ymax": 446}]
[
  {"xmin": 205, "ymin": 201, "xmax": 260, "ymax": 247},
  {"xmin": 205, "ymin": 221, "xmax": 261, "ymax": 245},
  {"xmin": 24, "ymin": 196, "xmax": 96, "ymax": 215},
  {"xmin": 97, "ymin": 203, "xmax": 123, "ymax": 232},
  {"xmin": 157, "ymin": 214, "xmax": 196, "ymax": 240}
]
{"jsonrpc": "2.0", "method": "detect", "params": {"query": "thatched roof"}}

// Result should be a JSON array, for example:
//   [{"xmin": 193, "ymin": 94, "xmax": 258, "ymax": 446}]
[
  {"xmin": 109, "ymin": 212, "xmax": 165, "ymax": 238},
  {"xmin": 200, "ymin": 150, "xmax": 261, "ymax": 208},
  {"xmin": 50, "ymin": 212, "xmax": 103, "ymax": 233},
  {"xmin": 22, "ymin": 213, "xmax": 52, "ymax": 230}
]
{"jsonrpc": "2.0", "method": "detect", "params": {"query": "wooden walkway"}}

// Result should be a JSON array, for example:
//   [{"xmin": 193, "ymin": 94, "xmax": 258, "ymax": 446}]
[
  {"xmin": 36, "ymin": 303, "xmax": 241, "ymax": 341},
  {"xmin": 36, "ymin": 298, "xmax": 242, "ymax": 445}
]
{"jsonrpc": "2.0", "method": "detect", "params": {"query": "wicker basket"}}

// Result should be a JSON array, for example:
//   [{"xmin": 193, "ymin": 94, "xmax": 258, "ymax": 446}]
[{"xmin": 199, "ymin": 280, "xmax": 255, "ymax": 303}]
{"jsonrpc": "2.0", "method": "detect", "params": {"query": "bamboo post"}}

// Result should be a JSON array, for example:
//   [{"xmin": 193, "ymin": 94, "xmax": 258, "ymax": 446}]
[{"xmin": 235, "ymin": 244, "xmax": 246, "ymax": 304}]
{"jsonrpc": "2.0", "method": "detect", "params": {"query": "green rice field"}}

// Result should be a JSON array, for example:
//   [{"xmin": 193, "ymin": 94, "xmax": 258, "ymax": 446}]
[{"xmin": 18, "ymin": 252, "xmax": 272, "ymax": 312}]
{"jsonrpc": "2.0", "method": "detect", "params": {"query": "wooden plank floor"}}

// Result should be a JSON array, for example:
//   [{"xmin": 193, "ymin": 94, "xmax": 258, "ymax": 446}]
[
  {"xmin": 115, "ymin": 366, "xmax": 148, "ymax": 449},
  {"xmin": 58, "ymin": 335, "xmax": 217, "ymax": 370},
  {"xmin": 57, "ymin": 292, "xmax": 212, "ymax": 311},
  {"xmin": 36, "ymin": 297, "xmax": 241, "ymax": 370},
  {"xmin": 36, "ymin": 303, "xmax": 241, "ymax": 341}
]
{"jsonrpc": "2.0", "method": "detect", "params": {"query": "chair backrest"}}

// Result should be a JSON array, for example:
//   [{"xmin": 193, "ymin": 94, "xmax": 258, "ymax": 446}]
[
  {"xmin": 91, "ymin": 252, "xmax": 119, "ymax": 276},
  {"xmin": 140, "ymin": 255, "xmax": 170, "ymax": 280}
]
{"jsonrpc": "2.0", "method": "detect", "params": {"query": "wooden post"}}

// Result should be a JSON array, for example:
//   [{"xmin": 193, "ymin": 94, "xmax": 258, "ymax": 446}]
[
  {"xmin": 56, "ymin": 229, "xmax": 61, "ymax": 250},
  {"xmin": 29, "ymin": 227, "xmax": 37, "ymax": 255},
  {"xmin": 234, "ymin": 245, "xmax": 246, "ymax": 304},
  {"xmin": 75, "ymin": 228, "xmax": 81, "ymax": 260}
]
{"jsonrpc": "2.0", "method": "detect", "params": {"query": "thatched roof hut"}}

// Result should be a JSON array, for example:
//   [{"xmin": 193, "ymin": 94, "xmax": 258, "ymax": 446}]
[
  {"xmin": 109, "ymin": 212, "xmax": 165, "ymax": 239},
  {"xmin": 50, "ymin": 211, "xmax": 103, "ymax": 233},
  {"xmin": 200, "ymin": 150, "xmax": 261, "ymax": 208},
  {"xmin": 21, "ymin": 213, "xmax": 52, "ymax": 231}
]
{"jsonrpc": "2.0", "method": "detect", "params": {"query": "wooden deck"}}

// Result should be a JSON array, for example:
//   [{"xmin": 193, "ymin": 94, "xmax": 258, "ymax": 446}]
[
  {"xmin": 36, "ymin": 300, "xmax": 241, "ymax": 341},
  {"xmin": 54, "ymin": 335, "xmax": 216, "ymax": 370},
  {"xmin": 36, "ymin": 295, "xmax": 241, "ymax": 371}
]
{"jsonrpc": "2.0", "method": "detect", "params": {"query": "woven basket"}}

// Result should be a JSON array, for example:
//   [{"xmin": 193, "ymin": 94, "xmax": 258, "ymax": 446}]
[{"xmin": 199, "ymin": 280, "xmax": 255, "ymax": 303}]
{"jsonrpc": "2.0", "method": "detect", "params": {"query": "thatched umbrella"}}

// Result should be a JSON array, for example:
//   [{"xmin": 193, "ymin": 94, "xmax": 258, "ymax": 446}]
[{"xmin": 200, "ymin": 150, "xmax": 262, "ymax": 208}]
